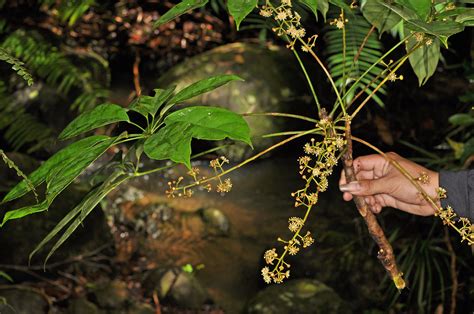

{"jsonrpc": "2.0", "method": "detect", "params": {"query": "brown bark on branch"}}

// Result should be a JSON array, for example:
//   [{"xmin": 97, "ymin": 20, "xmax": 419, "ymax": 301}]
[{"xmin": 342, "ymin": 118, "xmax": 405, "ymax": 290}]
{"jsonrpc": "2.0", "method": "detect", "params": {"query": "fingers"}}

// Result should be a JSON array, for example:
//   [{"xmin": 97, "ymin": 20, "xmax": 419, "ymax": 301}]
[
  {"xmin": 339, "ymin": 177, "xmax": 389, "ymax": 196},
  {"xmin": 353, "ymin": 154, "xmax": 392, "ymax": 177}
]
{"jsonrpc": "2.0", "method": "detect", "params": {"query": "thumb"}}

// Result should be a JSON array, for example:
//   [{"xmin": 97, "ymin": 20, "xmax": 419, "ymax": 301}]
[{"xmin": 339, "ymin": 178, "xmax": 388, "ymax": 196}]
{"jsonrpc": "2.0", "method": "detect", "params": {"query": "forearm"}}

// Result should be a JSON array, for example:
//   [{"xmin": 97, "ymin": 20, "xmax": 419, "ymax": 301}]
[{"xmin": 439, "ymin": 170, "xmax": 474, "ymax": 222}]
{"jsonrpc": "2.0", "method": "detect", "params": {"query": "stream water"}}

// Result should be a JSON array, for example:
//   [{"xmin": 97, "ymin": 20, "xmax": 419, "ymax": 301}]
[{"xmin": 108, "ymin": 156, "xmax": 374, "ymax": 313}]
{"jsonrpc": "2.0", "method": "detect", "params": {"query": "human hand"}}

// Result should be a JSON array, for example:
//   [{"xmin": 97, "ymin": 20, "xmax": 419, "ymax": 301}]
[{"xmin": 339, "ymin": 152, "xmax": 440, "ymax": 216}]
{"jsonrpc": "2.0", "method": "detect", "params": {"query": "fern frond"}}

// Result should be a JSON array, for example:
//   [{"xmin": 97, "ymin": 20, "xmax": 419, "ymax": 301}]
[
  {"xmin": 324, "ymin": 12, "xmax": 386, "ymax": 107},
  {"xmin": 39, "ymin": 0, "xmax": 95, "ymax": 26},
  {"xmin": 0, "ymin": 80, "xmax": 55, "ymax": 152},
  {"xmin": 0, "ymin": 48, "xmax": 34, "ymax": 86},
  {"xmin": 1, "ymin": 30, "xmax": 107, "ymax": 111},
  {"xmin": 0, "ymin": 150, "xmax": 38, "ymax": 201}
]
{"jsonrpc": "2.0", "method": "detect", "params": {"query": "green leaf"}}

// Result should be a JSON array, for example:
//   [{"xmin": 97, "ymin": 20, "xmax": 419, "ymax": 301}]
[
  {"xmin": 405, "ymin": 30, "xmax": 440, "ymax": 85},
  {"xmin": 0, "ymin": 271, "xmax": 12, "ymax": 282},
  {"xmin": 299, "ymin": 0, "xmax": 329, "ymax": 21},
  {"xmin": 154, "ymin": 0, "xmax": 209, "ymax": 28},
  {"xmin": 29, "ymin": 171, "xmax": 127, "ymax": 264},
  {"xmin": 167, "ymin": 74, "xmax": 244, "ymax": 106},
  {"xmin": 59, "ymin": 103, "xmax": 129, "ymax": 140},
  {"xmin": 448, "ymin": 113, "xmax": 474, "ymax": 126},
  {"xmin": 461, "ymin": 137, "xmax": 474, "ymax": 164},
  {"xmin": 1, "ymin": 136, "xmax": 116, "ymax": 225},
  {"xmin": 455, "ymin": 9, "xmax": 474, "ymax": 25},
  {"xmin": 227, "ymin": 0, "xmax": 257, "ymax": 30},
  {"xmin": 2, "ymin": 135, "xmax": 110, "ymax": 203},
  {"xmin": 405, "ymin": 19, "xmax": 464, "ymax": 47},
  {"xmin": 362, "ymin": 0, "xmax": 402, "ymax": 34},
  {"xmin": 395, "ymin": 0, "xmax": 431, "ymax": 20},
  {"xmin": 144, "ymin": 106, "xmax": 251, "ymax": 168},
  {"xmin": 129, "ymin": 87, "xmax": 176, "ymax": 117},
  {"xmin": 381, "ymin": 2, "xmax": 419, "ymax": 21}
]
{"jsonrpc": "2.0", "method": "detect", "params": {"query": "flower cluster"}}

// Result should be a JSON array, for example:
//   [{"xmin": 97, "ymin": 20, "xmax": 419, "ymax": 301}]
[
  {"xmin": 330, "ymin": 12, "xmax": 348, "ymax": 29},
  {"xmin": 165, "ymin": 156, "xmax": 233, "ymax": 197},
  {"xmin": 259, "ymin": 0, "xmax": 311, "ymax": 50},
  {"xmin": 435, "ymin": 205, "xmax": 474, "ymax": 245},
  {"xmin": 432, "ymin": 187, "xmax": 473, "ymax": 245},
  {"xmin": 261, "ymin": 119, "xmax": 344, "ymax": 284}
]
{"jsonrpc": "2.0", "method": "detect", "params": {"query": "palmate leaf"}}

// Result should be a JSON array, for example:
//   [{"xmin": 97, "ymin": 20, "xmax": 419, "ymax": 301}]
[
  {"xmin": 1, "ymin": 136, "xmax": 117, "ymax": 225},
  {"xmin": 404, "ymin": 24, "xmax": 441, "ymax": 86},
  {"xmin": 395, "ymin": 0, "xmax": 431, "ymax": 21},
  {"xmin": 298, "ymin": 0, "xmax": 329, "ymax": 21},
  {"xmin": 324, "ymin": 11, "xmax": 386, "ymax": 107},
  {"xmin": 59, "ymin": 103, "xmax": 129, "ymax": 140},
  {"xmin": 159, "ymin": 74, "xmax": 244, "ymax": 118},
  {"xmin": 362, "ymin": 0, "xmax": 402, "ymax": 34},
  {"xmin": 154, "ymin": 0, "xmax": 209, "ymax": 28},
  {"xmin": 144, "ymin": 106, "xmax": 251, "ymax": 168},
  {"xmin": 129, "ymin": 86, "xmax": 176, "ymax": 118},
  {"xmin": 227, "ymin": 0, "xmax": 258, "ymax": 30}
]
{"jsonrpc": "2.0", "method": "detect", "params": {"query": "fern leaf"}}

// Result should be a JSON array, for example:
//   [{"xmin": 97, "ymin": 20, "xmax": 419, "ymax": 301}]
[
  {"xmin": 324, "ymin": 11, "xmax": 386, "ymax": 107},
  {"xmin": 0, "ymin": 48, "xmax": 34, "ymax": 86}
]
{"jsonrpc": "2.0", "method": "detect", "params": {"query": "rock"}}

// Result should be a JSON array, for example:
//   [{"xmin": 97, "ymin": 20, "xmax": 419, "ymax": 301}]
[
  {"xmin": 0, "ymin": 184, "xmax": 112, "ymax": 266},
  {"xmin": 127, "ymin": 302, "xmax": 155, "ymax": 314},
  {"xmin": 143, "ymin": 268, "xmax": 209, "ymax": 309},
  {"xmin": 0, "ymin": 286, "xmax": 49, "ymax": 314},
  {"xmin": 91, "ymin": 280, "xmax": 129, "ymax": 309},
  {"xmin": 67, "ymin": 297, "xmax": 101, "ymax": 314},
  {"xmin": 200, "ymin": 207, "xmax": 230, "ymax": 236},
  {"xmin": 246, "ymin": 279, "xmax": 352, "ymax": 314},
  {"xmin": 155, "ymin": 43, "xmax": 315, "ymax": 160}
]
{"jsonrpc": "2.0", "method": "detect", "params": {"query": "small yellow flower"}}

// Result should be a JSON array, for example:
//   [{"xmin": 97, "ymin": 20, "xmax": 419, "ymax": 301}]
[
  {"xmin": 264, "ymin": 248, "xmax": 278, "ymax": 265},
  {"xmin": 217, "ymin": 178, "xmax": 232, "ymax": 193},
  {"xmin": 261, "ymin": 267, "xmax": 272, "ymax": 284},
  {"xmin": 302, "ymin": 231, "xmax": 315, "ymax": 248},
  {"xmin": 288, "ymin": 217, "xmax": 304, "ymax": 232}
]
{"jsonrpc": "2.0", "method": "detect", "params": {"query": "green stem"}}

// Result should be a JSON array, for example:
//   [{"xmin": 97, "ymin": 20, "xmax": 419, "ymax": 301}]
[
  {"xmin": 292, "ymin": 49, "xmax": 321, "ymax": 113},
  {"xmin": 329, "ymin": 35, "xmax": 411, "ymax": 117},
  {"xmin": 134, "ymin": 145, "xmax": 228, "ymax": 177},
  {"xmin": 341, "ymin": 9, "xmax": 347, "ymax": 99},
  {"xmin": 177, "ymin": 128, "xmax": 319, "ymax": 191},
  {"xmin": 127, "ymin": 121, "xmax": 146, "ymax": 132},
  {"xmin": 242, "ymin": 112, "xmax": 319, "ymax": 123}
]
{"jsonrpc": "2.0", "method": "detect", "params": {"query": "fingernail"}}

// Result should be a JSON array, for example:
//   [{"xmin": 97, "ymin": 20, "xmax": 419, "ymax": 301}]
[{"xmin": 339, "ymin": 181, "xmax": 361, "ymax": 192}]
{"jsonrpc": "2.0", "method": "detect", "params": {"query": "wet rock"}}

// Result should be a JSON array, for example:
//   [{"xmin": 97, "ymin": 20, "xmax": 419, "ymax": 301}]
[
  {"xmin": 66, "ymin": 297, "xmax": 101, "ymax": 314},
  {"xmin": 0, "ymin": 286, "xmax": 49, "ymax": 314},
  {"xmin": 156, "ymin": 43, "xmax": 315, "ymax": 160},
  {"xmin": 91, "ymin": 280, "xmax": 129, "ymax": 309},
  {"xmin": 200, "ymin": 207, "xmax": 230, "ymax": 236},
  {"xmin": 0, "ymin": 184, "xmax": 112, "ymax": 266},
  {"xmin": 246, "ymin": 279, "xmax": 352, "ymax": 314},
  {"xmin": 143, "ymin": 268, "xmax": 209, "ymax": 309}
]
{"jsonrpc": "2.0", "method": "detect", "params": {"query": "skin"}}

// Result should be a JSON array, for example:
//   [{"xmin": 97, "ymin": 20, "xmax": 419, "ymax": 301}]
[{"xmin": 339, "ymin": 152, "xmax": 440, "ymax": 216}]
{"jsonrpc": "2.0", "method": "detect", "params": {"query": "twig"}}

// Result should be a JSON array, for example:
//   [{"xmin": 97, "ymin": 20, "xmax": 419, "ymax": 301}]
[
  {"xmin": 133, "ymin": 49, "xmax": 142, "ymax": 97},
  {"xmin": 342, "ymin": 118, "xmax": 405, "ymax": 290},
  {"xmin": 354, "ymin": 25, "xmax": 376, "ymax": 63},
  {"xmin": 153, "ymin": 290, "xmax": 162, "ymax": 314},
  {"xmin": 444, "ymin": 227, "xmax": 458, "ymax": 314}
]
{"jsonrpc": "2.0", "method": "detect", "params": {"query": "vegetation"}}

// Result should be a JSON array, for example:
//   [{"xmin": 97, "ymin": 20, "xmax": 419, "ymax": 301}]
[{"xmin": 0, "ymin": 0, "xmax": 473, "ymax": 312}]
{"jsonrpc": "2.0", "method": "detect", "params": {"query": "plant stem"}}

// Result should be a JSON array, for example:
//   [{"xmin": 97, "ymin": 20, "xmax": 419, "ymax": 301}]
[
  {"xmin": 177, "ymin": 128, "xmax": 319, "ymax": 191},
  {"xmin": 350, "ymin": 55, "xmax": 409, "ymax": 119},
  {"xmin": 330, "ymin": 35, "xmax": 411, "ymax": 117},
  {"xmin": 242, "ymin": 112, "xmax": 319, "ymax": 123},
  {"xmin": 134, "ymin": 146, "xmax": 228, "ymax": 177},
  {"xmin": 292, "ymin": 49, "xmax": 321, "ymax": 113},
  {"xmin": 342, "ymin": 119, "xmax": 405, "ymax": 290}
]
